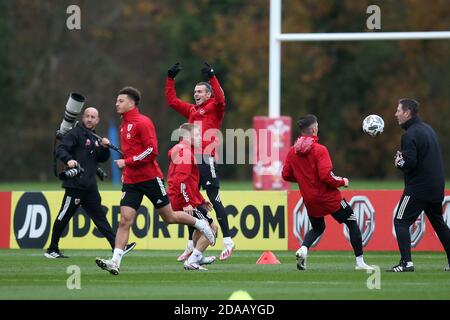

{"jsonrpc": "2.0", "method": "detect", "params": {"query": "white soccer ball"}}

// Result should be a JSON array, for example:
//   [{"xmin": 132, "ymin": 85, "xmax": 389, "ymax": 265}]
[{"xmin": 362, "ymin": 114, "xmax": 384, "ymax": 136}]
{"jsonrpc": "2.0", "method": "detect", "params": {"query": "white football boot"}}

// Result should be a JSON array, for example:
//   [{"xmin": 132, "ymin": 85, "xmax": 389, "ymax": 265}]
[
  {"xmin": 355, "ymin": 262, "xmax": 375, "ymax": 271},
  {"xmin": 220, "ymin": 241, "xmax": 235, "ymax": 261},
  {"xmin": 184, "ymin": 260, "xmax": 208, "ymax": 271},
  {"xmin": 296, "ymin": 246, "xmax": 308, "ymax": 270},
  {"xmin": 95, "ymin": 258, "xmax": 120, "ymax": 275},
  {"xmin": 199, "ymin": 255, "xmax": 216, "ymax": 265},
  {"xmin": 177, "ymin": 243, "xmax": 194, "ymax": 262}
]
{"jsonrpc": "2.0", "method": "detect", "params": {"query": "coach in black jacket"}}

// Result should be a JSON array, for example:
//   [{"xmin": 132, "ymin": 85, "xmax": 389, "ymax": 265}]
[
  {"xmin": 45, "ymin": 107, "xmax": 135, "ymax": 258},
  {"xmin": 389, "ymin": 98, "xmax": 450, "ymax": 272}
]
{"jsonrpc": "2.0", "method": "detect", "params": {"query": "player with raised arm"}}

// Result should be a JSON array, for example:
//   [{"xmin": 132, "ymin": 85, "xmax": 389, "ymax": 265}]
[{"xmin": 166, "ymin": 62, "xmax": 235, "ymax": 261}]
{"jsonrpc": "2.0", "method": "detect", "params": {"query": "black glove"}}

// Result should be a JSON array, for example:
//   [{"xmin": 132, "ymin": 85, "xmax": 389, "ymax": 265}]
[
  {"xmin": 168, "ymin": 62, "xmax": 181, "ymax": 79},
  {"xmin": 201, "ymin": 62, "xmax": 215, "ymax": 79}
]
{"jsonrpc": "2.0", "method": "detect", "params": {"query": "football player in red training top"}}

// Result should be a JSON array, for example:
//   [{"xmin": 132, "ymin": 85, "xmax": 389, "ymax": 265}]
[
  {"xmin": 282, "ymin": 114, "xmax": 372, "ymax": 271},
  {"xmin": 95, "ymin": 87, "xmax": 216, "ymax": 275},
  {"xmin": 168, "ymin": 123, "xmax": 219, "ymax": 271},
  {"xmin": 166, "ymin": 62, "xmax": 235, "ymax": 261}
]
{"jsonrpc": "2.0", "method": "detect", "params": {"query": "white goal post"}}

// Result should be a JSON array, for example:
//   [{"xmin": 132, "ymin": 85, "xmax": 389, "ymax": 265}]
[{"xmin": 269, "ymin": 0, "xmax": 450, "ymax": 117}]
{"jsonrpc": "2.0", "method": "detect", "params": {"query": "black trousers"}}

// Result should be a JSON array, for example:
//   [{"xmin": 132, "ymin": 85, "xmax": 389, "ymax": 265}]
[
  {"xmin": 48, "ymin": 186, "xmax": 115, "ymax": 250},
  {"xmin": 394, "ymin": 194, "xmax": 450, "ymax": 264},
  {"xmin": 303, "ymin": 199, "xmax": 364, "ymax": 257}
]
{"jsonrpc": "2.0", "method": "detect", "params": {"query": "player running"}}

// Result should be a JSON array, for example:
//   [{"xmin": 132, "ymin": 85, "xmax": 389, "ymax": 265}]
[
  {"xmin": 282, "ymin": 114, "xmax": 373, "ymax": 271},
  {"xmin": 168, "ymin": 123, "xmax": 219, "ymax": 271},
  {"xmin": 95, "ymin": 87, "xmax": 216, "ymax": 275}
]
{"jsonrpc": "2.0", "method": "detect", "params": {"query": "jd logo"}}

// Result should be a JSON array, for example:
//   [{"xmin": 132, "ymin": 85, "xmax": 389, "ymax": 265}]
[
  {"xmin": 392, "ymin": 202, "xmax": 425, "ymax": 248},
  {"xmin": 293, "ymin": 197, "xmax": 322, "ymax": 247},
  {"xmin": 343, "ymin": 196, "xmax": 375, "ymax": 247},
  {"xmin": 14, "ymin": 192, "xmax": 50, "ymax": 248}
]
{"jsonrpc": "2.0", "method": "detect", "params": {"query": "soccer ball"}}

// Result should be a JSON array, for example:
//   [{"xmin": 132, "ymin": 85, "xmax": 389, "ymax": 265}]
[{"xmin": 362, "ymin": 114, "xmax": 384, "ymax": 136}]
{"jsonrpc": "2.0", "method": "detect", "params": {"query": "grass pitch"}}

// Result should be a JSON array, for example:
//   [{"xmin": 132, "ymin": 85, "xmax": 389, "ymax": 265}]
[
  {"xmin": 0, "ymin": 180, "xmax": 411, "ymax": 191},
  {"xmin": 0, "ymin": 250, "xmax": 449, "ymax": 300}
]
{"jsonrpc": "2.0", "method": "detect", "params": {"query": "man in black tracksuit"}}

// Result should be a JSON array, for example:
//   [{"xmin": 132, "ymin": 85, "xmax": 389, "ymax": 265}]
[
  {"xmin": 45, "ymin": 107, "xmax": 135, "ymax": 258},
  {"xmin": 390, "ymin": 98, "xmax": 450, "ymax": 272}
]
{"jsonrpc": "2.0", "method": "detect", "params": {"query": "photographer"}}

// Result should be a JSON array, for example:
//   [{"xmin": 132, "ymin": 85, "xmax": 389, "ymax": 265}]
[{"xmin": 45, "ymin": 107, "xmax": 135, "ymax": 258}]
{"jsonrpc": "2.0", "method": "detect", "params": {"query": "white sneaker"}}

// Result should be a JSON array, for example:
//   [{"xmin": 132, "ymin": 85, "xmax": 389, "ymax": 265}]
[
  {"xmin": 177, "ymin": 247, "xmax": 193, "ymax": 262},
  {"xmin": 184, "ymin": 261, "xmax": 208, "ymax": 271},
  {"xmin": 295, "ymin": 247, "xmax": 307, "ymax": 270},
  {"xmin": 220, "ymin": 241, "xmax": 235, "ymax": 261},
  {"xmin": 199, "ymin": 255, "xmax": 216, "ymax": 265},
  {"xmin": 196, "ymin": 220, "xmax": 216, "ymax": 246},
  {"xmin": 95, "ymin": 258, "xmax": 120, "ymax": 275},
  {"xmin": 355, "ymin": 262, "xmax": 374, "ymax": 270}
]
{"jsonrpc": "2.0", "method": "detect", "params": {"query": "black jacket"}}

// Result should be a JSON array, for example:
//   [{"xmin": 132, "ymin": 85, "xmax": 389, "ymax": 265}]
[
  {"xmin": 397, "ymin": 116, "xmax": 445, "ymax": 201},
  {"xmin": 56, "ymin": 125, "xmax": 110, "ymax": 190}
]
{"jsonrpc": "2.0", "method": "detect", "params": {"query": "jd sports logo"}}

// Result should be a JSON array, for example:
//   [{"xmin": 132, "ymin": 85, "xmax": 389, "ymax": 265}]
[
  {"xmin": 14, "ymin": 192, "xmax": 51, "ymax": 248},
  {"xmin": 293, "ymin": 197, "xmax": 322, "ymax": 247}
]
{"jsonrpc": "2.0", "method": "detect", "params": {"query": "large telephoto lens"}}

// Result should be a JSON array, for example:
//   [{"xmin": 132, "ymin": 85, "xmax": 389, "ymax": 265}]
[{"xmin": 59, "ymin": 92, "xmax": 85, "ymax": 134}]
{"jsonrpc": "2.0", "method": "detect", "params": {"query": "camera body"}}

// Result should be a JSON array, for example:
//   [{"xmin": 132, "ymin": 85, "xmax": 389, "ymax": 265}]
[{"xmin": 59, "ymin": 164, "xmax": 84, "ymax": 180}]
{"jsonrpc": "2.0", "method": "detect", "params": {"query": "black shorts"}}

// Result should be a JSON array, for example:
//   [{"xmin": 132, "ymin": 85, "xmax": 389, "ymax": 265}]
[
  {"xmin": 196, "ymin": 155, "xmax": 220, "ymax": 189},
  {"xmin": 120, "ymin": 178, "xmax": 170, "ymax": 210},
  {"xmin": 193, "ymin": 206, "xmax": 214, "ymax": 225},
  {"xmin": 331, "ymin": 198, "xmax": 355, "ymax": 224},
  {"xmin": 394, "ymin": 194, "xmax": 442, "ymax": 224}
]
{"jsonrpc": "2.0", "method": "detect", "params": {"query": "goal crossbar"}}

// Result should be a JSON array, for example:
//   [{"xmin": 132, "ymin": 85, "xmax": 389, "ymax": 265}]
[{"xmin": 269, "ymin": 0, "xmax": 450, "ymax": 117}]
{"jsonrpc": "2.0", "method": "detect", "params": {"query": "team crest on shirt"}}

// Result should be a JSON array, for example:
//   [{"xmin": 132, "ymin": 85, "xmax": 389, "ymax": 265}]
[
  {"xmin": 199, "ymin": 108, "xmax": 205, "ymax": 115},
  {"xmin": 74, "ymin": 198, "xmax": 80, "ymax": 205},
  {"xmin": 85, "ymin": 139, "xmax": 91, "ymax": 146},
  {"xmin": 127, "ymin": 124, "xmax": 133, "ymax": 132}
]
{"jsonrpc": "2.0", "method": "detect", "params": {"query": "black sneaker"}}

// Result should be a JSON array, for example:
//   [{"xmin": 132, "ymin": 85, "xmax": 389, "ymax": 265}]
[
  {"xmin": 123, "ymin": 242, "xmax": 136, "ymax": 256},
  {"xmin": 44, "ymin": 249, "xmax": 68, "ymax": 259},
  {"xmin": 387, "ymin": 259, "xmax": 414, "ymax": 272},
  {"xmin": 445, "ymin": 265, "xmax": 450, "ymax": 271}
]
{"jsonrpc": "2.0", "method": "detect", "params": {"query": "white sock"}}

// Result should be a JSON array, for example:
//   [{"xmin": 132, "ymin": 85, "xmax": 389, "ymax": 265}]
[
  {"xmin": 406, "ymin": 261, "xmax": 414, "ymax": 267},
  {"xmin": 223, "ymin": 237, "xmax": 233, "ymax": 245},
  {"xmin": 301, "ymin": 245, "xmax": 308, "ymax": 255},
  {"xmin": 112, "ymin": 248, "xmax": 124, "ymax": 268},
  {"xmin": 187, "ymin": 248, "xmax": 203, "ymax": 264},
  {"xmin": 187, "ymin": 240, "xmax": 194, "ymax": 250},
  {"xmin": 356, "ymin": 255, "xmax": 365, "ymax": 265},
  {"xmin": 193, "ymin": 218, "xmax": 203, "ymax": 229}
]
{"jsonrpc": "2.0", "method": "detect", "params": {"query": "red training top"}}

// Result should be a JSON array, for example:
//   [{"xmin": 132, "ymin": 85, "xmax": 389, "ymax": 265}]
[
  {"xmin": 120, "ymin": 107, "xmax": 163, "ymax": 184},
  {"xmin": 167, "ymin": 141, "xmax": 205, "ymax": 210},
  {"xmin": 165, "ymin": 75, "xmax": 225, "ymax": 156},
  {"xmin": 282, "ymin": 135, "xmax": 346, "ymax": 217}
]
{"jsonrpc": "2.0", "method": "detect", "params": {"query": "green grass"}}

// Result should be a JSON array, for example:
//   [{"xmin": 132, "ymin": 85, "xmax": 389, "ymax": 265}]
[
  {"xmin": 0, "ymin": 250, "xmax": 449, "ymax": 300},
  {"xmin": 0, "ymin": 180, "xmax": 411, "ymax": 191},
  {"xmin": 0, "ymin": 181, "xmax": 253, "ymax": 191}
]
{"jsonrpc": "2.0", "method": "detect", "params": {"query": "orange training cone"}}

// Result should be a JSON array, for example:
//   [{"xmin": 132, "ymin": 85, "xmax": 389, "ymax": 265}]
[{"xmin": 256, "ymin": 251, "xmax": 281, "ymax": 264}]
